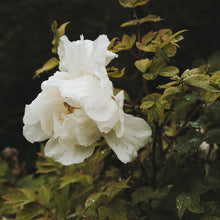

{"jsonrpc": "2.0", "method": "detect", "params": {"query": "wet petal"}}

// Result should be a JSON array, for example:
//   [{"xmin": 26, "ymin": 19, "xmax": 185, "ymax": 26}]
[
  {"xmin": 104, "ymin": 114, "xmax": 152, "ymax": 163},
  {"xmin": 44, "ymin": 138, "xmax": 95, "ymax": 165},
  {"xmin": 60, "ymin": 75, "xmax": 117, "ymax": 121},
  {"xmin": 96, "ymin": 90, "xmax": 124, "ymax": 136},
  {"xmin": 74, "ymin": 110, "xmax": 102, "ymax": 146}
]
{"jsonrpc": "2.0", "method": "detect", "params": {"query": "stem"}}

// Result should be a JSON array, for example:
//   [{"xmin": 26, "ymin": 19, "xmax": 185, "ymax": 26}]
[
  {"xmin": 152, "ymin": 122, "xmax": 159, "ymax": 188},
  {"xmin": 133, "ymin": 7, "xmax": 141, "ymax": 57},
  {"xmin": 141, "ymin": 73, "xmax": 148, "ymax": 95},
  {"xmin": 133, "ymin": 86, "xmax": 144, "ymax": 107}
]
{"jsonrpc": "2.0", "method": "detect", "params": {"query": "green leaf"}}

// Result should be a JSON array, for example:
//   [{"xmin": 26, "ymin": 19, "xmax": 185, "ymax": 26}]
[
  {"xmin": 208, "ymin": 50, "xmax": 220, "ymax": 72},
  {"xmin": 16, "ymin": 203, "xmax": 45, "ymax": 220},
  {"xmin": 176, "ymin": 192, "xmax": 204, "ymax": 219},
  {"xmin": 132, "ymin": 186, "xmax": 171, "ymax": 205},
  {"xmin": 59, "ymin": 174, "xmax": 93, "ymax": 189},
  {"xmin": 205, "ymin": 101, "xmax": 220, "ymax": 125},
  {"xmin": 135, "ymin": 58, "xmax": 151, "ymax": 73},
  {"xmin": 104, "ymin": 179, "xmax": 130, "ymax": 201},
  {"xmin": 107, "ymin": 67, "xmax": 126, "ymax": 78},
  {"xmin": 160, "ymin": 87, "xmax": 182, "ymax": 108},
  {"xmin": 38, "ymin": 185, "xmax": 51, "ymax": 208},
  {"xmin": 98, "ymin": 198, "xmax": 128, "ymax": 220},
  {"xmin": 121, "ymin": 14, "xmax": 162, "ymax": 27},
  {"xmin": 159, "ymin": 66, "xmax": 179, "ymax": 77},
  {"xmin": 85, "ymin": 192, "xmax": 106, "ymax": 209},
  {"xmin": 132, "ymin": 186, "xmax": 154, "ymax": 204},
  {"xmin": 203, "ymin": 129, "xmax": 220, "ymax": 145},
  {"xmin": 36, "ymin": 166, "xmax": 57, "ymax": 174},
  {"xmin": 34, "ymin": 57, "xmax": 59, "ymax": 78},
  {"xmin": 3, "ymin": 188, "xmax": 37, "ymax": 206},
  {"xmin": 16, "ymin": 174, "xmax": 45, "ymax": 191}
]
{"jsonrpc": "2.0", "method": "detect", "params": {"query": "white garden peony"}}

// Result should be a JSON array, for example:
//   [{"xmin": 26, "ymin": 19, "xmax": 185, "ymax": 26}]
[{"xmin": 23, "ymin": 35, "xmax": 152, "ymax": 165}]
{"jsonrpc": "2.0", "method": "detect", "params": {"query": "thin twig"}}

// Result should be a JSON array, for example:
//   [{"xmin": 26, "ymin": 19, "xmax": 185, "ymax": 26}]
[
  {"xmin": 130, "ymin": 50, "xmax": 139, "ymax": 59},
  {"xmin": 152, "ymin": 122, "xmax": 159, "ymax": 188}
]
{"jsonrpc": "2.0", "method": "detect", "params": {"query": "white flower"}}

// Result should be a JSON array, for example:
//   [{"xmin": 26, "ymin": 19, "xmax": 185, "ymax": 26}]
[
  {"xmin": 23, "ymin": 35, "xmax": 152, "ymax": 165},
  {"xmin": 198, "ymin": 141, "xmax": 218, "ymax": 161}
]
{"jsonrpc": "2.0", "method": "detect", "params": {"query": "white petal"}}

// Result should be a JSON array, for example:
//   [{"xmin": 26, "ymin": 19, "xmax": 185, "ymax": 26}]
[
  {"xmin": 57, "ymin": 35, "xmax": 117, "ymax": 78},
  {"xmin": 74, "ymin": 110, "xmax": 102, "ymax": 146},
  {"xmin": 60, "ymin": 75, "xmax": 117, "ymax": 121},
  {"xmin": 92, "ymin": 35, "xmax": 118, "ymax": 66},
  {"xmin": 104, "ymin": 114, "xmax": 152, "ymax": 163},
  {"xmin": 44, "ymin": 138, "xmax": 95, "ymax": 165},
  {"xmin": 96, "ymin": 90, "xmax": 125, "ymax": 137},
  {"xmin": 41, "ymin": 71, "xmax": 71, "ymax": 90},
  {"xmin": 23, "ymin": 123, "xmax": 49, "ymax": 143}
]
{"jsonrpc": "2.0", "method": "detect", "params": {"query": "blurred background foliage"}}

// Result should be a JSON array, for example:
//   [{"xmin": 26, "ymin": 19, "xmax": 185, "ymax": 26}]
[{"xmin": 0, "ymin": 0, "xmax": 220, "ymax": 171}]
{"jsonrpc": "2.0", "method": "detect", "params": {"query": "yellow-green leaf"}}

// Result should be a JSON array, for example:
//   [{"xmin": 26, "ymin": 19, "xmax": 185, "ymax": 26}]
[
  {"xmin": 157, "ymin": 81, "xmax": 179, "ymax": 89},
  {"xmin": 211, "ymin": 71, "xmax": 220, "ymax": 88},
  {"xmin": 159, "ymin": 66, "xmax": 179, "ymax": 77},
  {"xmin": 107, "ymin": 67, "xmax": 126, "ymax": 78},
  {"xmin": 119, "ymin": 0, "xmax": 149, "ymax": 8},
  {"xmin": 160, "ymin": 87, "xmax": 182, "ymax": 109},
  {"xmin": 34, "ymin": 57, "xmax": 59, "ymax": 78},
  {"xmin": 140, "ymin": 100, "xmax": 155, "ymax": 109},
  {"xmin": 122, "ymin": 34, "xmax": 136, "ymax": 49},
  {"xmin": 59, "ymin": 174, "xmax": 93, "ymax": 189},
  {"xmin": 142, "ymin": 93, "xmax": 161, "ymax": 102},
  {"xmin": 135, "ymin": 58, "xmax": 151, "ymax": 73},
  {"xmin": 134, "ymin": 0, "xmax": 150, "ymax": 7},
  {"xmin": 3, "ymin": 188, "xmax": 36, "ymax": 206},
  {"xmin": 136, "ymin": 42, "xmax": 156, "ymax": 52},
  {"xmin": 38, "ymin": 185, "xmax": 51, "ymax": 208},
  {"xmin": 121, "ymin": 14, "xmax": 162, "ymax": 27},
  {"xmin": 160, "ymin": 30, "xmax": 187, "ymax": 48},
  {"xmin": 202, "ymin": 90, "xmax": 220, "ymax": 103},
  {"xmin": 143, "ymin": 71, "xmax": 158, "ymax": 80},
  {"xmin": 183, "ymin": 74, "xmax": 210, "ymax": 89},
  {"xmin": 51, "ymin": 21, "xmax": 70, "ymax": 54},
  {"xmin": 109, "ymin": 35, "xmax": 136, "ymax": 52},
  {"xmin": 141, "ymin": 31, "xmax": 157, "ymax": 45},
  {"xmin": 163, "ymin": 43, "xmax": 177, "ymax": 57}
]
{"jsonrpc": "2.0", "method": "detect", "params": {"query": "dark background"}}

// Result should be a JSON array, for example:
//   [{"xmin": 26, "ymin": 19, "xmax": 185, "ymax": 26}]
[{"xmin": 0, "ymin": 0, "xmax": 219, "ymax": 169}]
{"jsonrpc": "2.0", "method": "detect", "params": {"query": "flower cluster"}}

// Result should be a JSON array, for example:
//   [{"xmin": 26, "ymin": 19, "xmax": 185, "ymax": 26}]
[{"xmin": 23, "ymin": 35, "xmax": 152, "ymax": 165}]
